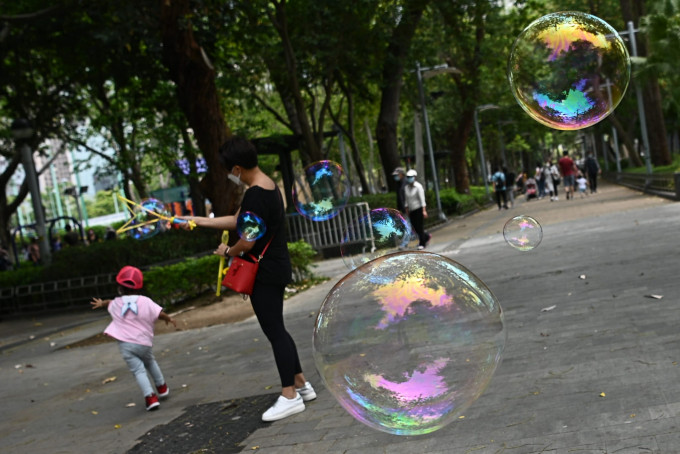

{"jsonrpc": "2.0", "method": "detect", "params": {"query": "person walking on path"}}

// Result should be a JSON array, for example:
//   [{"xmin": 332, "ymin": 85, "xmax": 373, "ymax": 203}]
[
  {"xmin": 403, "ymin": 169, "xmax": 431, "ymax": 250},
  {"xmin": 492, "ymin": 167, "xmax": 509, "ymax": 210},
  {"xmin": 392, "ymin": 167, "xmax": 407, "ymax": 214},
  {"xmin": 584, "ymin": 152, "xmax": 601, "ymax": 194},
  {"xmin": 543, "ymin": 159, "xmax": 559, "ymax": 201},
  {"xmin": 558, "ymin": 150, "xmax": 578, "ymax": 200},
  {"xmin": 90, "ymin": 266, "xmax": 176, "ymax": 411},
  {"xmin": 180, "ymin": 137, "xmax": 316, "ymax": 422},
  {"xmin": 503, "ymin": 166, "xmax": 516, "ymax": 208}
]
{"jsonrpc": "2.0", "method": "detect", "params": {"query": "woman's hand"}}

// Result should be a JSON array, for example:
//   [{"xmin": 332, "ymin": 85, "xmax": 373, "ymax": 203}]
[
  {"xmin": 215, "ymin": 243, "xmax": 229, "ymax": 257},
  {"xmin": 176, "ymin": 216, "xmax": 196, "ymax": 230}
]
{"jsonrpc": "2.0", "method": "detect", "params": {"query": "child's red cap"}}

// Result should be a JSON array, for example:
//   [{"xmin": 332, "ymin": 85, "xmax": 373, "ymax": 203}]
[{"xmin": 116, "ymin": 266, "xmax": 143, "ymax": 289}]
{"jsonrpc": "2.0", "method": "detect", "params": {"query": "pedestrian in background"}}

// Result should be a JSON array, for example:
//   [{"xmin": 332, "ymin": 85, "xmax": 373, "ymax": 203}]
[
  {"xmin": 492, "ymin": 167, "xmax": 508, "ymax": 210},
  {"xmin": 392, "ymin": 167, "xmax": 407, "ymax": 214},
  {"xmin": 584, "ymin": 152, "xmax": 601, "ymax": 194},
  {"xmin": 403, "ymin": 169, "xmax": 431, "ymax": 250}
]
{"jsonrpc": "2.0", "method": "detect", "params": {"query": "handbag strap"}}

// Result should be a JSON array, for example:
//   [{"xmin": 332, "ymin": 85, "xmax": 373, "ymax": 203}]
[{"xmin": 255, "ymin": 236, "xmax": 274, "ymax": 262}]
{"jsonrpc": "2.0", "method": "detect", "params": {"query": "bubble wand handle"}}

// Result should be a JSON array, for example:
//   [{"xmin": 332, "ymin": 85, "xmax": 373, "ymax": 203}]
[{"xmin": 216, "ymin": 230, "xmax": 229, "ymax": 297}]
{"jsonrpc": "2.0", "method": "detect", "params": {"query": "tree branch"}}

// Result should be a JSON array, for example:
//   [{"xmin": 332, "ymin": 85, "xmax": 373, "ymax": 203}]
[
  {"xmin": 251, "ymin": 92, "xmax": 294, "ymax": 130},
  {"xmin": 0, "ymin": 6, "xmax": 59, "ymax": 21},
  {"xmin": 63, "ymin": 135, "xmax": 116, "ymax": 164}
]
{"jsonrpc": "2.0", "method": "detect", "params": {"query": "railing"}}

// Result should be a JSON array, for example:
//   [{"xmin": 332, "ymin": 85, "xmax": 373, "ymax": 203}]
[
  {"xmin": 608, "ymin": 172, "xmax": 680, "ymax": 200},
  {"xmin": 1, "ymin": 273, "xmax": 118, "ymax": 317},
  {"xmin": 286, "ymin": 202, "xmax": 375, "ymax": 252}
]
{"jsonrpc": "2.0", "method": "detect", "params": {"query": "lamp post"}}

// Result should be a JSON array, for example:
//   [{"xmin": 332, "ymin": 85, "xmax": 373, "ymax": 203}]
[
  {"xmin": 12, "ymin": 119, "xmax": 51, "ymax": 265},
  {"xmin": 415, "ymin": 61, "xmax": 461, "ymax": 221},
  {"xmin": 616, "ymin": 22, "xmax": 652, "ymax": 175},
  {"xmin": 474, "ymin": 104, "xmax": 500, "ymax": 200}
]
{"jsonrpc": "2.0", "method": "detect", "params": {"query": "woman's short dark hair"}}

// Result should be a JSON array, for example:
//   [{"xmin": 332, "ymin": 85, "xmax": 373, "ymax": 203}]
[{"xmin": 219, "ymin": 136, "xmax": 258, "ymax": 171}]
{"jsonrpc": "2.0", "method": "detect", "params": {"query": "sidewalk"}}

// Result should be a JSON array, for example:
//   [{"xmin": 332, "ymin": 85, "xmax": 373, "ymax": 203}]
[{"xmin": 1, "ymin": 180, "xmax": 679, "ymax": 454}]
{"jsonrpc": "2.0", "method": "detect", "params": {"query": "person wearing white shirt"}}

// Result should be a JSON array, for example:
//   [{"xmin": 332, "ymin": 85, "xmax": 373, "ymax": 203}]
[{"xmin": 403, "ymin": 169, "xmax": 431, "ymax": 250}]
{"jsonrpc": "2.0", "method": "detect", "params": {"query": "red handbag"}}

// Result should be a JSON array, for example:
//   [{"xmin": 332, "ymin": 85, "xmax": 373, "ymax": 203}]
[{"xmin": 221, "ymin": 238, "xmax": 273, "ymax": 295}]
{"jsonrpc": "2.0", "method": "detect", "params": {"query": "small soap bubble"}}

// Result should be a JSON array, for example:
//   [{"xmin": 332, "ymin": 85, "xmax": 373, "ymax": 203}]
[
  {"xmin": 341, "ymin": 208, "xmax": 413, "ymax": 271},
  {"xmin": 508, "ymin": 11, "xmax": 630, "ymax": 130},
  {"xmin": 236, "ymin": 211, "xmax": 267, "ymax": 241},
  {"xmin": 129, "ymin": 198, "xmax": 168, "ymax": 240},
  {"xmin": 503, "ymin": 215, "xmax": 543, "ymax": 251},
  {"xmin": 313, "ymin": 252, "xmax": 506, "ymax": 435},
  {"xmin": 293, "ymin": 160, "xmax": 349, "ymax": 221}
]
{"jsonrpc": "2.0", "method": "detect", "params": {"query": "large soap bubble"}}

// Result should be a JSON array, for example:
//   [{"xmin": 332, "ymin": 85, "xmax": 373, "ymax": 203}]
[
  {"xmin": 341, "ymin": 208, "xmax": 413, "ymax": 271},
  {"xmin": 236, "ymin": 211, "xmax": 267, "ymax": 241},
  {"xmin": 292, "ymin": 160, "xmax": 350, "ymax": 221},
  {"xmin": 508, "ymin": 11, "xmax": 630, "ymax": 130},
  {"xmin": 313, "ymin": 252, "xmax": 506, "ymax": 435},
  {"xmin": 128, "ymin": 198, "xmax": 168, "ymax": 240}
]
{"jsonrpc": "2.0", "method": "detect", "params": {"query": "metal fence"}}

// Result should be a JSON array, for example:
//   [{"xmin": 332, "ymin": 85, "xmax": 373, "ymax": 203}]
[
  {"xmin": 285, "ymin": 202, "xmax": 375, "ymax": 252},
  {"xmin": 0, "ymin": 274, "xmax": 118, "ymax": 317},
  {"xmin": 608, "ymin": 172, "xmax": 680, "ymax": 200}
]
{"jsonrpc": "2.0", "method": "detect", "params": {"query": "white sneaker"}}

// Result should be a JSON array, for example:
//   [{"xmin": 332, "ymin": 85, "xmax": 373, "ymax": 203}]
[
  {"xmin": 554, "ymin": 196, "xmax": 559, "ymax": 201},
  {"xmin": 296, "ymin": 381, "xmax": 317, "ymax": 402},
  {"xmin": 262, "ymin": 393, "xmax": 305, "ymax": 422}
]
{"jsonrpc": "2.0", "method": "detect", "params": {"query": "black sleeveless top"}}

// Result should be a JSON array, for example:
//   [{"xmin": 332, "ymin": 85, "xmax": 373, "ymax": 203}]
[{"xmin": 239, "ymin": 186, "xmax": 292, "ymax": 285}]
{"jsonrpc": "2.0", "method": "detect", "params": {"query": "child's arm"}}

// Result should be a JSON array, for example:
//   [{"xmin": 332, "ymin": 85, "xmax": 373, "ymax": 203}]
[
  {"xmin": 159, "ymin": 311, "xmax": 177, "ymax": 328},
  {"xmin": 91, "ymin": 297, "xmax": 111, "ymax": 310}
]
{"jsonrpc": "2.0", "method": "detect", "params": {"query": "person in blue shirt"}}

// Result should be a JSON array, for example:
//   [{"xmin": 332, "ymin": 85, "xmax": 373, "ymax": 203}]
[{"xmin": 492, "ymin": 167, "xmax": 508, "ymax": 210}]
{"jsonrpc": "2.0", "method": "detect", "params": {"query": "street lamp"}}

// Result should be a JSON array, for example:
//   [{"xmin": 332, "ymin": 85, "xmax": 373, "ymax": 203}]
[
  {"xmin": 615, "ymin": 22, "xmax": 652, "ymax": 175},
  {"xmin": 474, "ymin": 104, "xmax": 500, "ymax": 200},
  {"xmin": 12, "ymin": 119, "xmax": 51, "ymax": 265},
  {"xmin": 415, "ymin": 61, "xmax": 461, "ymax": 221}
]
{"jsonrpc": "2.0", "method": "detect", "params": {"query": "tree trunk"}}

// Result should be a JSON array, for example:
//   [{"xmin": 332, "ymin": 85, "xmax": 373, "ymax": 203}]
[
  {"xmin": 609, "ymin": 113, "xmax": 643, "ymax": 167},
  {"xmin": 376, "ymin": 0, "xmax": 429, "ymax": 193},
  {"xmin": 620, "ymin": 0, "xmax": 671, "ymax": 166},
  {"xmin": 269, "ymin": 1, "xmax": 323, "ymax": 163},
  {"xmin": 447, "ymin": 109, "xmax": 474, "ymax": 194},
  {"xmin": 160, "ymin": 0, "xmax": 238, "ymax": 216}
]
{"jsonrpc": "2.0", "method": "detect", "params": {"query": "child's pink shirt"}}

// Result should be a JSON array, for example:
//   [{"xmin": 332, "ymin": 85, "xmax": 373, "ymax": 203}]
[{"xmin": 104, "ymin": 295, "xmax": 162, "ymax": 347}]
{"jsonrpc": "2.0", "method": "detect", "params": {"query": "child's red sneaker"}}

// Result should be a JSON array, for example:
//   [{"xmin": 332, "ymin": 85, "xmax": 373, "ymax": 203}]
[
  {"xmin": 145, "ymin": 394, "xmax": 160, "ymax": 411},
  {"xmin": 157, "ymin": 383, "xmax": 169, "ymax": 398}
]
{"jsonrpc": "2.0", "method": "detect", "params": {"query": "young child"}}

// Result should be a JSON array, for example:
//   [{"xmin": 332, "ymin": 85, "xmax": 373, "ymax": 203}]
[
  {"xmin": 91, "ymin": 266, "xmax": 176, "ymax": 411},
  {"xmin": 576, "ymin": 173, "xmax": 589, "ymax": 198}
]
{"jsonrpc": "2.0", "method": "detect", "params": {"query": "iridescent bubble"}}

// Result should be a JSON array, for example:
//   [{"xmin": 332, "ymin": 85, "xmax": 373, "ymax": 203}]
[
  {"xmin": 508, "ymin": 11, "xmax": 630, "ymax": 130},
  {"xmin": 503, "ymin": 215, "xmax": 543, "ymax": 251},
  {"xmin": 340, "ymin": 208, "xmax": 413, "ymax": 271},
  {"xmin": 313, "ymin": 252, "xmax": 506, "ymax": 435},
  {"xmin": 293, "ymin": 160, "xmax": 350, "ymax": 221},
  {"xmin": 129, "ymin": 198, "xmax": 168, "ymax": 240},
  {"xmin": 237, "ymin": 211, "xmax": 267, "ymax": 242}
]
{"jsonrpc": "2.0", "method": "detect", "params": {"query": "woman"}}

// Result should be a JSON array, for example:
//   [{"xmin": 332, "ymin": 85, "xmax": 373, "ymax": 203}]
[
  {"xmin": 181, "ymin": 137, "xmax": 316, "ymax": 422},
  {"xmin": 403, "ymin": 169, "xmax": 431, "ymax": 250}
]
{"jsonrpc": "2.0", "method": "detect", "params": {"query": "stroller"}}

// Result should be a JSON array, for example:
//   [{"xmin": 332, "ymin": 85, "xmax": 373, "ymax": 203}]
[{"xmin": 524, "ymin": 178, "xmax": 538, "ymax": 201}]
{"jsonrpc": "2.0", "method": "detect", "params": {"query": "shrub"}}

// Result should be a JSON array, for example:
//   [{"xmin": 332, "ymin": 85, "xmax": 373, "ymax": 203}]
[
  {"xmin": 144, "ymin": 254, "xmax": 218, "ymax": 307},
  {"xmin": 288, "ymin": 239, "xmax": 318, "ymax": 282}
]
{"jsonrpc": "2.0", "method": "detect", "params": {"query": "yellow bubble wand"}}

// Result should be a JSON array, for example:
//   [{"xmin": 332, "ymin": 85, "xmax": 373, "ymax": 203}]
[
  {"xmin": 116, "ymin": 194, "xmax": 196, "ymax": 235},
  {"xmin": 216, "ymin": 230, "xmax": 230, "ymax": 296}
]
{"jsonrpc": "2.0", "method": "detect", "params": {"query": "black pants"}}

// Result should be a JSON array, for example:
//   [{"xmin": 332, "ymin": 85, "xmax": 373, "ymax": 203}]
[
  {"xmin": 409, "ymin": 208, "xmax": 429, "ymax": 247},
  {"xmin": 587, "ymin": 172, "xmax": 598, "ymax": 193},
  {"xmin": 495, "ymin": 190, "xmax": 507, "ymax": 209},
  {"xmin": 250, "ymin": 282, "xmax": 302, "ymax": 387}
]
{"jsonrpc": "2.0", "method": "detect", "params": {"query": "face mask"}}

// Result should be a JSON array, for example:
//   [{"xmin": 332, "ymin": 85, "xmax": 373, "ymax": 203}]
[
  {"xmin": 407, "ymin": 177, "xmax": 415, "ymax": 184},
  {"xmin": 227, "ymin": 169, "xmax": 242, "ymax": 186},
  {"xmin": 393, "ymin": 175, "xmax": 401, "ymax": 181}
]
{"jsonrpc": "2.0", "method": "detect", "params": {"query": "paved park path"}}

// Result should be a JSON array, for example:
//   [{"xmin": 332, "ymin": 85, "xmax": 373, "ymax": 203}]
[{"xmin": 2, "ymin": 180, "xmax": 680, "ymax": 454}]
